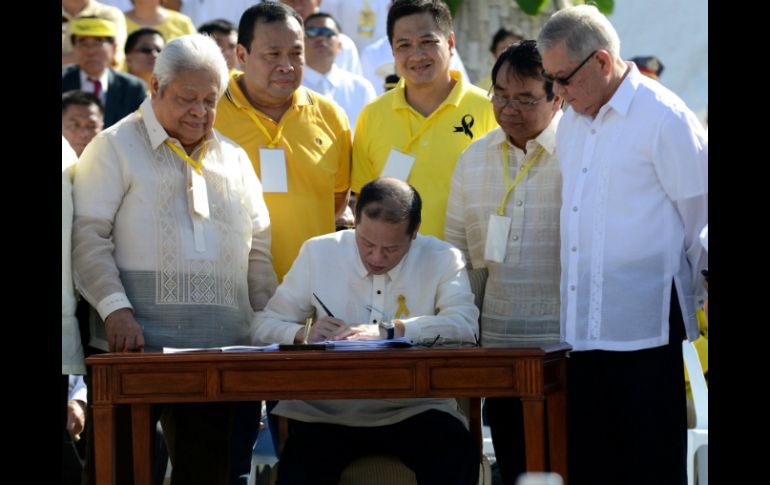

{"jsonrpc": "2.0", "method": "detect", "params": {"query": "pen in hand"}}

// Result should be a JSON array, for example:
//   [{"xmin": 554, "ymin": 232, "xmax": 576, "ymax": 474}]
[{"xmin": 313, "ymin": 293, "xmax": 335, "ymax": 318}]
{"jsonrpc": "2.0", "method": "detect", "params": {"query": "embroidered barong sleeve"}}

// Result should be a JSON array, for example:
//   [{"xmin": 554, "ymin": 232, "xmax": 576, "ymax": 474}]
[
  {"xmin": 72, "ymin": 134, "xmax": 133, "ymax": 321},
  {"xmin": 399, "ymin": 247, "xmax": 479, "ymax": 345},
  {"xmin": 444, "ymin": 155, "xmax": 472, "ymax": 267},
  {"xmin": 252, "ymin": 241, "xmax": 312, "ymax": 345},
  {"xmin": 240, "ymin": 148, "xmax": 278, "ymax": 311}
]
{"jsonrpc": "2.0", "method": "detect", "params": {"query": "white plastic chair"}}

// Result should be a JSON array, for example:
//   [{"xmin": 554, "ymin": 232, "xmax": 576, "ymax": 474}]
[{"xmin": 682, "ymin": 340, "xmax": 708, "ymax": 485}]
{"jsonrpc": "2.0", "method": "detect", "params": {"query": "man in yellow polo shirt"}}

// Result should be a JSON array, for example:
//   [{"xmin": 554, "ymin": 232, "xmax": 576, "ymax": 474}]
[
  {"xmin": 215, "ymin": 2, "xmax": 352, "ymax": 281},
  {"xmin": 352, "ymin": 0, "xmax": 496, "ymax": 239}
]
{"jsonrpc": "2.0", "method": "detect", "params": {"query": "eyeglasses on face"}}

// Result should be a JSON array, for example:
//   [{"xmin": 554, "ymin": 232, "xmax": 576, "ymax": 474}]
[
  {"xmin": 305, "ymin": 26, "xmax": 337, "ymax": 38},
  {"xmin": 542, "ymin": 49, "xmax": 597, "ymax": 86},
  {"xmin": 489, "ymin": 94, "xmax": 546, "ymax": 111},
  {"xmin": 135, "ymin": 46, "xmax": 162, "ymax": 55}
]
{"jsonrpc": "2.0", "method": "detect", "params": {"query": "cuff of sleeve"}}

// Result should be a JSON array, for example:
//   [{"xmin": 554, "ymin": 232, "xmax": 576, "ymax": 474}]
[
  {"xmin": 400, "ymin": 317, "xmax": 421, "ymax": 341},
  {"xmin": 96, "ymin": 293, "xmax": 133, "ymax": 321}
]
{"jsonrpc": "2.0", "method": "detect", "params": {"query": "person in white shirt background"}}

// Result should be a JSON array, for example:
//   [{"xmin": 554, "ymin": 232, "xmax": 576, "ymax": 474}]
[
  {"xmin": 321, "ymin": 0, "xmax": 391, "ymax": 51},
  {"xmin": 253, "ymin": 177, "xmax": 480, "ymax": 485},
  {"xmin": 301, "ymin": 12, "xmax": 376, "ymax": 133},
  {"xmin": 538, "ymin": 5, "xmax": 707, "ymax": 484},
  {"xmin": 279, "ymin": 0, "xmax": 363, "ymax": 75}
]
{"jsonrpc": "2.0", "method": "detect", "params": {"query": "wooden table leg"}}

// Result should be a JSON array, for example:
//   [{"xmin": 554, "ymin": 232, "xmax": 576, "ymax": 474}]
[
  {"xmin": 131, "ymin": 403, "xmax": 153, "ymax": 485},
  {"xmin": 469, "ymin": 397, "xmax": 483, "ymax": 462},
  {"xmin": 522, "ymin": 397, "xmax": 546, "ymax": 471},
  {"xmin": 93, "ymin": 404, "xmax": 116, "ymax": 485},
  {"xmin": 547, "ymin": 390, "xmax": 568, "ymax": 484}
]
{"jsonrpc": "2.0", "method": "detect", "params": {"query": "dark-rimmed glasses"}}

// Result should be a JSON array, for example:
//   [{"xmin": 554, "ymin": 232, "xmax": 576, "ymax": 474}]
[
  {"xmin": 489, "ymin": 94, "xmax": 547, "ymax": 111},
  {"xmin": 305, "ymin": 26, "xmax": 337, "ymax": 38},
  {"xmin": 542, "ymin": 50, "xmax": 597, "ymax": 86}
]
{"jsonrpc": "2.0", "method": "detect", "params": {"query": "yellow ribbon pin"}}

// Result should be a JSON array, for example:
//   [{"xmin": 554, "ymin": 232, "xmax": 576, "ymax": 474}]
[{"xmin": 395, "ymin": 294, "xmax": 410, "ymax": 319}]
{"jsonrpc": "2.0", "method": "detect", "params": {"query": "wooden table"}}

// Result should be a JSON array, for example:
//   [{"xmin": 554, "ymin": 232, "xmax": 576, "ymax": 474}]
[{"xmin": 86, "ymin": 343, "xmax": 570, "ymax": 484}]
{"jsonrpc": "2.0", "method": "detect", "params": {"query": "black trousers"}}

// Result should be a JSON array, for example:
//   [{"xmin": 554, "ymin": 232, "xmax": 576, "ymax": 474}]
[
  {"xmin": 63, "ymin": 375, "xmax": 84, "ymax": 485},
  {"xmin": 566, "ymin": 285, "xmax": 688, "ymax": 485},
  {"xmin": 277, "ymin": 409, "xmax": 479, "ymax": 485}
]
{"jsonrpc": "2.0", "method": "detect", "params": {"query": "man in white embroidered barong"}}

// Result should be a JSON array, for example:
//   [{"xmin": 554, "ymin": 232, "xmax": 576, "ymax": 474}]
[
  {"xmin": 72, "ymin": 33, "xmax": 277, "ymax": 484},
  {"xmin": 444, "ymin": 39, "xmax": 563, "ymax": 485},
  {"xmin": 253, "ymin": 177, "xmax": 480, "ymax": 485}
]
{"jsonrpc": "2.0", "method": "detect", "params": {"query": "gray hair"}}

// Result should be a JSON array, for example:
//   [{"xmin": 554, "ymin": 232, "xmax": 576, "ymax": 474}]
[
  {"xmin": 153, "ymin": 34, "xmax": 229, "ymax": 97},
  {"xmin": 537, "ymin": 5, "xmax": 620, "ymax": 63}
]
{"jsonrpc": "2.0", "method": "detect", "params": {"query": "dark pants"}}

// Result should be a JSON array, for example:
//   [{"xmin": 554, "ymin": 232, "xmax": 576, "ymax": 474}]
[
  {"xmin": 484, "ymin": 397, "xmax": 526, "ymax": 484},
  {"xmin": 63, "ymin": 375, "xmax": 84, "ymax": 485},
  {"xmin": 566, "ymin": 285, "xmax": 688, "ymax": 485},
  {"xmin": 277, "ymin": 409, "xmax": 479, "ymax": 485}
]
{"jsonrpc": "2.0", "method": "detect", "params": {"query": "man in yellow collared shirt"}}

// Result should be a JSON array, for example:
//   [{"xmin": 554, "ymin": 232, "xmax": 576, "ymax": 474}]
[
  {"xmin": 352, "ymin": 0, "xmax": 496, "ymax": 239},
  {"xmin": 215, "ymin": 2, "xmax": 352, "ymax": 281}
]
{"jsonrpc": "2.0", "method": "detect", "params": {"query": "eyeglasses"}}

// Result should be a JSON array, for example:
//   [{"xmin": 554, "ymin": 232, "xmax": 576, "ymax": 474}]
[
  {"xmin": 542, "ymin": 50, "xmax": 597, "ymax": 86},
  {"xmin": 489, "ymin": 94, "xmax": 546, "ymax": 111},
  {"xmin": 136, "ymin": 47, "xmax": 162, "ymax": 55},
  {"xmin": 305, "ymin": 26, "xmax": 337, "ymax": 38}
]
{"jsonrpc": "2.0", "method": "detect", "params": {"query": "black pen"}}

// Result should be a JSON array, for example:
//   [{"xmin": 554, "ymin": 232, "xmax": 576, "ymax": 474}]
[{"xmin": 313, "ymin": 292, "xmax": 335, "ymax": 318}]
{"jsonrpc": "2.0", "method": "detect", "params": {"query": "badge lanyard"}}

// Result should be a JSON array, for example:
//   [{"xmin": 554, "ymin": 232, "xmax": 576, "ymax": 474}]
[
  {"xmin": 496, "ymin": 143, "xmax": 544, "ymax": 216},
  {"xmin": 164, "ymin": 140, "xmax": 210, "ymax": 252}
]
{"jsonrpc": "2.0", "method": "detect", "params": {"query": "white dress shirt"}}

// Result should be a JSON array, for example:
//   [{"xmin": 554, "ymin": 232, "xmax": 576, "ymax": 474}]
[
  {"xmin": 73, "ymin": 97, "xmax": 277, "ymax": 351},
  {"xmin": 302, "ymin": 64, "xmax": 376, "ymax": 133},
  {"xmin": 557, "ymin": 63, "xmax": 708, "ymax": 352},
  {"xmin": 335, "ymin": 32, "xmax": 364, "ymax": 76},
  {"xmin": 360, "ymin": 34, "xmax": 470, "ymax": 95},
  {"xmin": 62, "ymin": 137, "xmax": 85, "ymax": 375},
  {"xmin": 254, "ymin": 229, "xmax": 479, "ymax": 427},
  {"xmin": 445, "ymin": 113, "xmax": 563, "ymax": 346}
]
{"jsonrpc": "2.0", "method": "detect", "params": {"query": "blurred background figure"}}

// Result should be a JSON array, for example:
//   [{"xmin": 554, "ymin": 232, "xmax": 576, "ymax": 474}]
[
  {"xmin": 62, "ymin": 90, "xmax": 105, "ymax": 157},
  {"xmin": 125, "ymin": 27, "xmax": 165, "ymax": 86},
  {"xmin": 124, "ymin": 0, "xmax": 196, "ymax": 42},
  {"xmin": 62, "ymin": 0, "xmax": 128, "ymax": 68},
  {"xmin": 476, "ymin": 27, "xmax": 525, "ymax": 92},
  {"xmin": 198, "ymin": 19, "xmax": 239, "ymax": 73},
  {"xmin": 631, "ymin": 55, "xmax": 664, "ymax": 80},
  {"xmin": 62, "ymin": 16, "xmax": 147, "ymax": 128},
  {"xmin": 302, "ymin": 12, "xmax": 376, "ymax": 132}
]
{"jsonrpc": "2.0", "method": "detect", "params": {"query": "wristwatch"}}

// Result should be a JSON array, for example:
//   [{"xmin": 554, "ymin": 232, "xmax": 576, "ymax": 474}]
[{"xmin": 379, "ymin": 320, "xmax": 395, "ymax": 339}]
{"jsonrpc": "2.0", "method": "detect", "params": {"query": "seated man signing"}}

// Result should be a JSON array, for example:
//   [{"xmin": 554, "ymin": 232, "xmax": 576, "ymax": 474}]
[{"xmin": 253, "ymin": 177, "xmax": 480, "ymax": 485}]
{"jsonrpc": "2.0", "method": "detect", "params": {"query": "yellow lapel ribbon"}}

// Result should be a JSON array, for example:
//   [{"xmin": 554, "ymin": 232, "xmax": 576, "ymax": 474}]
[{"xmin": 395, "ymin": 294, "xmax": 410, "ymax": 319}]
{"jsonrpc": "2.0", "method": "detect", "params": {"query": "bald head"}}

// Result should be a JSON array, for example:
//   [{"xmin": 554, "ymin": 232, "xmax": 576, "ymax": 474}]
[{"xmin": 356, "ymin": 177, "xmax": 422, "ymax": 235}]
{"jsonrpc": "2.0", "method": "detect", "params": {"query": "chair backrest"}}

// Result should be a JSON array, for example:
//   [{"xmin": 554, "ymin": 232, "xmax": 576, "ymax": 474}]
[{"xmin": 682, "ymin": 340, "xmax": 708, "ymax": 429}]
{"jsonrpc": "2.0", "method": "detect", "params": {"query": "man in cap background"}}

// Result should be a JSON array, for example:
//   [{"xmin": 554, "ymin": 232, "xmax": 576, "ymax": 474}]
[
  {"xmin": 62, "ymin": 17, "xmax": 147, "ymax": 128},
  {"xmin": 631, "ymin": 55, "xmax": 664, "ymax": 80}
]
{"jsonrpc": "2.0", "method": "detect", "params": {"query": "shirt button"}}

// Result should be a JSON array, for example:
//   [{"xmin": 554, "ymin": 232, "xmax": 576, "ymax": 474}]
[
  {"xmin": 515, "ymin": 200, "xmax": 523, "ymax": 206},
  {"xmin": 376, "ymin": 290, "xmax": 381, "ymax": 294},
  {"xmin": 572, "ymin": 206, "xmax": 578, "ymax": 212},
  {"xmin": 421, "ymin": 140, "xmax": 429, "ymax": 146},
  {"xmin": 373, "ymin": 319, "xmax": 377, "ymax": 323},
  {"xmin": 571, "ymin": 246, "xmax": 577, "ymax": 252},
  {"xmin": 590, "ymin": 129, "xmax": 596, "ymax": 135},
  {"xmin": 570, "ymin": 285, "xmax": 576, "ymax": 291},
  {"xmin": 582, "ymin": 168, "xmax": 588, "ymax": 173},
  {"xmin": 511, "ymin": 235, "xmax": 519, "ymax": 241}
]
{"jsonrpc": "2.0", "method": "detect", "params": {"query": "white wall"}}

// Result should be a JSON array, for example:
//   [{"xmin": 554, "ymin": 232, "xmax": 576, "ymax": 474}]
[{"xmin": 610, "ymin": 0, "xmax": 708, "ymax": 124}]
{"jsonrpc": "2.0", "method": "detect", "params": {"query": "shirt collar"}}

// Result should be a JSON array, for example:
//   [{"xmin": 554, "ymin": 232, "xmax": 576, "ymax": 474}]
[
  {"xmin": 304, "ymin": 64, "xmax": 343, "ymax": 89},
  {"xmin": 140, "ymin": 97, "xmax": 218, "ymax": 153},
  {"xmin": 491, "ymin": 109, "xmax": 562, "ymax": 156},
  {"xmin": 595, "ymin": 61, "xmax": 638, "ymax": 120},
  {"xmin": 79, "ymin": 68, "xmax": 108, "ymax": 89},
  {"xmin": 392, "ymin": 69, "xmax": 465, "ymax": 112}
]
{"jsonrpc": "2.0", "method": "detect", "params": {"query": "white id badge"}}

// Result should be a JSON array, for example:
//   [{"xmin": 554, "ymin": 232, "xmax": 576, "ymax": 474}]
[
  {"xmin": 191, "ymin": 170, "xmax": 210, "ymax": 219},
  {"xmin": 484, "ymin": 214, "xmax": 511, "ymax": 263},
  {"xmin": 381, "ymin": 148, "xmax": 416, "ymax": 181},
  {"xmin": 259, "ymin": 147, "xmax": 288, "ymax": 192}
]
